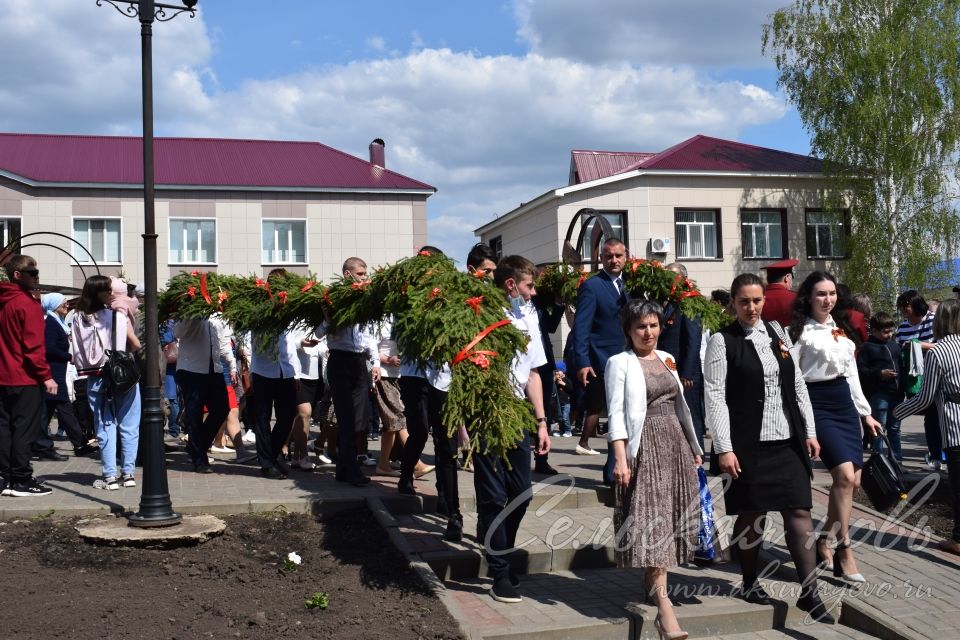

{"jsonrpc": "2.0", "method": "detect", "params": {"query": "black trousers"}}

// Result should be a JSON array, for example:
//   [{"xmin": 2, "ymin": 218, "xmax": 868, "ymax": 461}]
[
  {"xmin": 249, "ymin": 373, "xmax": 298, "ymax": 472},
  {"xmin": 536, "ymin": 363, "xmax": 555, "ymax": 463},
  {"xmin": 946, "ymin": 447, "xmax": 960, "ymax": 542},
  {"xmin": 39, "ymin": 398, "xmax": 86, "ymax": 451},
  {"xmin": 473, "ymin": 433, "xmax": 532, "ymax": 580},
  {"xmin": 0, "ymin": 385, "xmax": 42, "ymax": 484},
  {"xmin": 400, "ymin": 376, "xmax": 458, "ymax": 516},
  {"xmin": 327, "ymin": 351, "xmax": 370, "ymax": 480},
  {"xmin": 176, "ymin": 370, "xmax": 230, "ymax": 467}
]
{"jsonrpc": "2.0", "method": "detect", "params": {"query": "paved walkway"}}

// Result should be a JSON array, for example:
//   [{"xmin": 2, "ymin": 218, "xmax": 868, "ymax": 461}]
[{"xmin": 4, "ymin": 416, "xmax": 958, "ymax": 640}]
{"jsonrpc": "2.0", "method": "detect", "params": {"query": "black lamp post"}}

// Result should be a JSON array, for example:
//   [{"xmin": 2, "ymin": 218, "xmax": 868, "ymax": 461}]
[{"xmin": 96, "ymin": 0, "xmax": 198, "ymax": 528}]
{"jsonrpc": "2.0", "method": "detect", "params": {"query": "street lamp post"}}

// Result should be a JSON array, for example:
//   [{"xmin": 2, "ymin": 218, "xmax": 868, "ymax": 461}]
[{"xmin": 96, "ymin": 0, "xmax": 198, "ymax": 527}]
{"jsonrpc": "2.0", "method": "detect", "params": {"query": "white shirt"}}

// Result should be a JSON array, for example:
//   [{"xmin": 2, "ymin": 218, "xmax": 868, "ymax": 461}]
[
  {"xmin": 508, "ymin": 301, "xmax": 547, "ymax": 397},
  {"xmin": 374, "ymin": 317, "xmax": 401, "ymax": 379},
  {"xmin": 174, "ymin": 316, "xmax": 235, "ymax": 375},
  {"xmin": 315, "ymin": 322, "xmax": 379, "ymax": 370},
  {"xmin": 291, "ymin": 326, "xmax": 322, "ymax": 380},
  {"xmin": 792, "ymin": 316, "xmax": 872, "ymax": 416},
  {"xmin": 250, "ymin": 328, "xmax": 300, "ymax": 379}
]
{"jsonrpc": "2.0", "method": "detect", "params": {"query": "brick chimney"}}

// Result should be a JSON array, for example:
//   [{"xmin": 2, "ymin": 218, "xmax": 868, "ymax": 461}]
[{"xmin": 369, "ymin": 138, "xmax": 385, "ymax": 167}]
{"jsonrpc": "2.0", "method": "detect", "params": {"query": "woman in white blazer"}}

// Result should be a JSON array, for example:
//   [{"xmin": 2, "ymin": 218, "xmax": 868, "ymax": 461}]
[{"xmin": 607, "ymin": 299, "xmax": 702, "ymax": 640}]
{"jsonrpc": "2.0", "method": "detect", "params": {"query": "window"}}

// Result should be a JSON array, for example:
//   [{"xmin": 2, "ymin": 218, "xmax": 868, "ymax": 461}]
[
  {"xmin": 675, "ymin": 209, "xmax": 720, "ymax": 260},
  {"xmin": 580, "ymin": 211, "xmax": 627, "ymax": 261},
  {"xmin": 488, "ymin": 236, "xmax": 502, "ymax": 261},
  {"xmin": 0, "ymin": 218, "xmax": 21, "ymax": 251},
  {"xmin": 741, "ymin": 209, "xmax": 785, "ymax": 259},
  {"xmin": 262, "ymin": 220, "xmax": 306, "ymax": 264},
  {"xmin": 805, "ymin": 209, "xmax": 848, "ymax": 258},
  {"xmin": 169, "ymin": 219, "xmax": 216, "ymax": 264},
  {"xmin": 73, "ymin": 218, "xmax": 121, "ymax": 263}
]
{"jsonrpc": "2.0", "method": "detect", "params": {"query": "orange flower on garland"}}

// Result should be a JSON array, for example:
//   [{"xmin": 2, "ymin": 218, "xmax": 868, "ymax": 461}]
[
  {"xmin": 469, "ymin": 353, "xmax": 491, "ymax": 369},
  {"xmin": 191, "ymin": 270, "xmax": 200, "ymax": 277},
  {"xmin": 651, "ymin": 260, "xmax": 662, "ymax": 268},
  {"xmin": 664, "ymin": 357, "xmax": 677, "ymax": 371},
  {"xmin": 217, "ymin": 291, "xmax": 229, "ymax": 304},
  {"xmin": 278, "ymin": 291, "xmax": 288, "ymax": 304},
  {"xmin": 465, "ymin": 295, "xmax": 484, "ymax": 316},
  {"xmin": 428, "ymin": 287, "xmax": 442, "ymax": 300},
  {"xmin": 473, "ymin": 269, "xmax": 488, "ymax": 279},
  {"xmin": 186, "ymin": 286, "xmax": 196, "ymax": 299},
  {"xmin": 300, "ymin": 281, "xmax": 316, "ymax": 293},
  {"xmin": 323, "ymin": 289, "xmax": 332, "ymax": 305},
  {"xmin": 351, "ymin": 280, "xmax": 370, "ymax": 291},
  {"xmin": 577, "ymin": 272, "xmax": 588, "ymax": 287},
  {"xmin": 832, "ymin": 328, "xmax": 847, "ymax": 342},
  {"xmin": 199, "ymin": 273, "xmax": 212, "ymax": 304},
  {"xmin": 418, "ymin": 250, "xmax": 431, "ymax": 257},
  {"xmin": 254, "ymin": 278, "xmax": 267, "ymax": 289}
]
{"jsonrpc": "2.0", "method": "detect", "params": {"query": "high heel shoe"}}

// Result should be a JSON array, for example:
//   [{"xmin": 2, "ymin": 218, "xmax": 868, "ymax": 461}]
[
  {"xmin": 833, "ymin": 541, "xmax": 866, "ymax": 583},
  {"xmin": 654, "ymin": 615, "xmax": 688, "ymax": 640},
  {"xmin": 816, "ymin": 536, "xmax": 834, "ymax": 572}
]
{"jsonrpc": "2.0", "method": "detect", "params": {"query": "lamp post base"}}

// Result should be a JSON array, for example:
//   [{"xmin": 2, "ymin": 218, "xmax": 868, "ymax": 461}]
[
  {"xmin": 127, "ymin": 511, "xmax": 183, "ymax": 528},
  {"xmin": 128, "ymin": 385, "xmax": 181, "ymax": 529}
]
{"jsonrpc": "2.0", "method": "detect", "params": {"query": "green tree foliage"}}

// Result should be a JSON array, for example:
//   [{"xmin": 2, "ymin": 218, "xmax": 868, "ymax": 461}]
[{"xmin": 764, "ymin": 0, "xmax": 960, "ymax": 307}]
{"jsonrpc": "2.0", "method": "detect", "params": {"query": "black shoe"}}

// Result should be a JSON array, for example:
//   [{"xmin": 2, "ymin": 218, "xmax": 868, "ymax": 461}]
[
  {"xmin": 275, "ymin": 456, "xmax": 292, "ymax": 474},
  {"xmin": 738, "ymin": 581, "xmax": 773, "ymax": 605},
  {"xmin": 337, "ymin": 474, "xmax": 371, "ymax": 487},
  {"xmin": 73, "ymin": 443, "xmax": 99, "ymax": 457},
  {"xmin": 398, "ymin": 479, "xmax": 417, "ymax": 496},
  {"xmin": 0, "ymin": 477, "xmax": 9, "ymax": 496},
  {"xmin": 193, "ymin": 463, "xmax": 214, "ymax": 474},
  {"xmin": 34, "ymin": 449, "xmax": 68, "ymax": 462},
  {"xmin": 509, "ymin": 571, "xmax": 520, "ymax": 588},
  {"xmin": 444, "ymin": 515, "xmax": 463, "ymax": 542},
  {"xmin": 490, "ymin": 576, "xmax": 522, "ymax": 603},
  {"xmin": 796, "ymin": 590, "xmax": 835, "ymax": 624},
  {"xmin": 534, "ymin": 461, "xmax": 558, "ymax": 475},
  {"xmin": 9, "ymin": 478, "xmax": 52, "ymax": 497},
  {"xmin": 260, "ymin": 466, "xmax": 287, "ymax": 480}
]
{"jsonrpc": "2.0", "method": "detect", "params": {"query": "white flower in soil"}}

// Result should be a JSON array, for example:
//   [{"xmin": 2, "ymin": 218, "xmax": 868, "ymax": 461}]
[{"xmin": 287, "ymin": 551, "xmax": 302, "ymax": 565}]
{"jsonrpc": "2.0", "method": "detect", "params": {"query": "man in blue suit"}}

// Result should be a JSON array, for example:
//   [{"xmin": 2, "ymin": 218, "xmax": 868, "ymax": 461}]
[{"xmin": 572, "ymin": 237, "xmax": 627, "ymax": 485}]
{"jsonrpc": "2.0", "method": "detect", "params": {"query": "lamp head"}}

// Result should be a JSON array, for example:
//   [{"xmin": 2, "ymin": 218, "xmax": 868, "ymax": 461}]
[{"xmin": 182, "ymin": 0, "xmax": 198, "ymax": 8}]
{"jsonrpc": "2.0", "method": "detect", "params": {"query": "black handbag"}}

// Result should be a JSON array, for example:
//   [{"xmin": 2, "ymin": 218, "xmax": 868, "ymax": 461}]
[
  {"xmin": 102, "ymin": 311, "xmax": 140, "ymax": 397},
  {"xmin": 861, "ymin": 433, "xmax": 908, "ymax": 511}
]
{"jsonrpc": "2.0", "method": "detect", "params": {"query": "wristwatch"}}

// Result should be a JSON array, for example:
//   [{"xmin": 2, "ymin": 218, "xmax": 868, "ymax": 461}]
[{"xmin": 536, "ymin": 417, "xmax": 547, "ymax": 424}]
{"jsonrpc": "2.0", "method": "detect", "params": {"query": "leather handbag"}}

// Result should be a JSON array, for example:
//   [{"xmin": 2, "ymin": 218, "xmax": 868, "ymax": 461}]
[
  {"xmin": 861, "ymin": 433, "xmax": 908, "ymax": 511},
  {"xmin": 102, "ymin": 311, "xmax": 140, "ymax": 397}
]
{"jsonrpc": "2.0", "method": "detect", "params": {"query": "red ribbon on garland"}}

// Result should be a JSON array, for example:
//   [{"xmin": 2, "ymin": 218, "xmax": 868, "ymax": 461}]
[
  {"xmin": 199, "ymin": 273, "xmax": 212, "ymax": 304},
  {"xmin": 451, "ymin": 318, "xmax": 511, "ymax": 367}
]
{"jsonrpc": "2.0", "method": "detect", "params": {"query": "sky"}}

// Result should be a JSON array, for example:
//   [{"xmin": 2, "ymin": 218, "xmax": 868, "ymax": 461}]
[{"xmin": 0, "ymin": 0, "xmax": 809, "ymax": 265}]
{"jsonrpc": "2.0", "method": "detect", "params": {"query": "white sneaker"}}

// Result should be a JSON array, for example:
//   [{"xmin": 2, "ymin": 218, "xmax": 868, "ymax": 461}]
[
  {"xmin": 924, "ymin": 453, "xmax": 942, "ymax": 471},
  {"xmin": 208, "ymin": 445, "xmax": 233, "ymax": 454},
  {"xmin": 120, "ymin": 473, "xmax": 136, "ymax": 488},
  {"xmin": 94, "ymin": 476, "xmax": 120, "ymax": 491},
  {"xmin": 575, "ymin": 444, "xmax": 602, "ymax": 455},
  {"xmin": 242, "ymin": 430, "xmax": 257, "ymax": 444},
  {"xmin": 317, "ymin": 453, "xmax": 333, "ymax": 465},
  {"xmin": 357, "ymin": 455, "xmax": 378, "ymax": 467},
  {"xmin": 294, "ymin": 456, "xmax": 316, "ymax": 471}
]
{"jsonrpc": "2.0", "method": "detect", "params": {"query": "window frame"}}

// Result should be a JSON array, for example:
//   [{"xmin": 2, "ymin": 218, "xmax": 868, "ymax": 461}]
[
  {"xmin": 168, "ymin": 217, "xmax": 218, "ymax": 266},
  {"xmin": 673, "ymin": 208, "xmax": 723, "ymax": 261},
  {"xmin": 71, "ymin": 216, "xmax": 124, "ymax": 265},
  {"xmin": 0, "ymin": 217, "xmax": 22, "ymax": 252},
  {"xmin": 739, "ymin": 208, "xmax": 787, "ymax": 261},
  {"xmin": 260, "ymin": 218, "xmax": 309, "ymax": 266},
  {"xmin": 488, "ymin": 235, "xmax": 502, "ymax": 261},
  {"xmin": 804, "ymin": 208, "xmax": 850, "ymax": 259},
  {"xmin": 579, "ymin": 209, "xmax": 629, "ymax": 262}
]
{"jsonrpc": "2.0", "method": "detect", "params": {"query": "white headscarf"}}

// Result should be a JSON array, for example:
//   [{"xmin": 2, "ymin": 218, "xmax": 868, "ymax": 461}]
[{"xmin": 41, "ymin": 292, "xmax": 70, "ymax": 334}]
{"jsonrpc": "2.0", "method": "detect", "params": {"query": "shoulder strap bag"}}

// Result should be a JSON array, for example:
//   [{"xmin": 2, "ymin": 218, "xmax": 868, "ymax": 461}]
[
  {"xmin": 861, "ymin": 432, "xmax": 908, "ymax": 512},
  {"xmin": 102, "ymin": 310, "xmax": 141, "ymax": 398}
]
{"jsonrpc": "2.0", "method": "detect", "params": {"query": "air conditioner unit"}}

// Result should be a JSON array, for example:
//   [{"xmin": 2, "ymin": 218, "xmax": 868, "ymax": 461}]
[{"xmin": 651, "ymin": 237, "xmax": 671, "ymax": 253}]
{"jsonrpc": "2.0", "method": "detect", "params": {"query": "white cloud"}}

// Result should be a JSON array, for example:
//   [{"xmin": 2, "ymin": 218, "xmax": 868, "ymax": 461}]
[
  {"xmin": 0, "ymin": 1, "xmax": 790, "ymax": 263},
  {"xmin": 513, "ymin": 0, "xmax": 787, "ymax": 67},
  {"xmin": 366, "ymin": 35, "xmax": 387, "ymax": 52}
]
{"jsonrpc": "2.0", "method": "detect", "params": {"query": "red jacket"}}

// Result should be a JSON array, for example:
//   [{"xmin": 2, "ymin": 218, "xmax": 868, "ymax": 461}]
[
  {"xmin": 0, "ymin": 283, "xmax": 52, "ymax": 385},
  {"xmin": 761, "ymin": 283, "xmax": 796, "ymax": 327}
]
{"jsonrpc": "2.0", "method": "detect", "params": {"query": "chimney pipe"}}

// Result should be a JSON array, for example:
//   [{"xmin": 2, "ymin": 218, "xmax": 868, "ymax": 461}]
[{"xmin": 369, "ymin": 138, "xmax": 385, "ymax": 167}]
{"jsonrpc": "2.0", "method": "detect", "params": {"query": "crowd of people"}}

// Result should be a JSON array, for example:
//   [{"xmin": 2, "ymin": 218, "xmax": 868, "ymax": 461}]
[{"xmin": 1, "ymin": 240, "xmax": 959, "ymax": 630}]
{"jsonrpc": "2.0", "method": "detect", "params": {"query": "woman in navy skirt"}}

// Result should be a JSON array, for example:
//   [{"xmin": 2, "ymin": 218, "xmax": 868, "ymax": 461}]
[{"xmin": 789, "ymin": 272, "xmax": 880, "ymax": 583}]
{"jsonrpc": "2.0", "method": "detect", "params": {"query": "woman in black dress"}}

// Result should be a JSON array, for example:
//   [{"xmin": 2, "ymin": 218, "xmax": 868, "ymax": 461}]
[{"xmin": 704, "ymin": 273, "xmax": 832, "ymax": 622}]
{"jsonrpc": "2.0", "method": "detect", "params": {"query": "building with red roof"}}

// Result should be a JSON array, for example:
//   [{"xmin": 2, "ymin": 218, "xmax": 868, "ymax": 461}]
[
  {"xmin": 0, "ymin": 133, "xmax": 435, "ymax": 287},
  {"xmin": 476, "ymin": 134, "xmax": 844, "ymax": 295}
]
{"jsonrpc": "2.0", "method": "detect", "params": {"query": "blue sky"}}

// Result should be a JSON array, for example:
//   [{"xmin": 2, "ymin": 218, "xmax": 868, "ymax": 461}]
[{"xmin": 1, "ymin": 0, "xmax": 810, "ymax": 263}]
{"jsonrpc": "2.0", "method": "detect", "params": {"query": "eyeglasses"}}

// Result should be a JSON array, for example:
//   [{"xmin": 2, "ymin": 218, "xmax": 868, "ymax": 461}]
[{"xmin": 17, "ymin": 269, "xmax": 39, "ymax": 277}]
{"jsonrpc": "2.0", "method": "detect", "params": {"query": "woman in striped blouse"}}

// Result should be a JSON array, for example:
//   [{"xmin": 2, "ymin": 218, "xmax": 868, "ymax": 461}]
[
  {"xmin": 895, "ymin": 299, "xmax": 960, "ymax": 555},
  {"xmin": 704, "ymin": 273, "xmax": 832, "ymax": 623}
]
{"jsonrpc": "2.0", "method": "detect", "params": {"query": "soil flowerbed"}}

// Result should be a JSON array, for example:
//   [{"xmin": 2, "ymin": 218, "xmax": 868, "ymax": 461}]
[{"xmin": 0, "ymin": 508, "xmax": 463, "ymax": 640}]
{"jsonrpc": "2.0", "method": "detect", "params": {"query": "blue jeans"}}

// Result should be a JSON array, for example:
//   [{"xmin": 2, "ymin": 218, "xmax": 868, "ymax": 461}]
[
  {"xmin": 559, "ymin": 402, "xmax": 572, "ymax": 435},
  {"xmin": 164, "ymin": 372, "xmax": 181, "ymax": 436},
  {"xmin": 87, "ymin": 378, "xmax": 141, "ymax": 478},
  {"xmin": 870, "ymin": 391, "xmax": 902, "ymax": 461}
]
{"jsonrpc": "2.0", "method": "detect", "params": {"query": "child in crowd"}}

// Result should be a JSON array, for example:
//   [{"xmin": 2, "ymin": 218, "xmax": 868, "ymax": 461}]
[
  {"xmin": 857, "ymin": 312, "xmax": 904, "ymax": 459},
  {"xmin": 554, "ymin": 362, "xmax": 572, "ymax": 437}
]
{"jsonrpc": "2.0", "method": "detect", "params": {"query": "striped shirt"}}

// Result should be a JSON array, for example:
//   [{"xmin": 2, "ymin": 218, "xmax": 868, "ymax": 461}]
[
  {"xmin": 704, "ymin": 321, "xmax": 817, "ymax": 453},
  {"xmin": 894, "ymin": 334, "xmax": 960, "ymax": 449},
  {"xmin": 897, "ymin": 311, "xmax": 935, "ymax": 345}
]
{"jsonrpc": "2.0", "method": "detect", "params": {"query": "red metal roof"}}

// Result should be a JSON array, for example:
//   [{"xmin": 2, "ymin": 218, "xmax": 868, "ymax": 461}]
[
  {"xmin": 623, "ymin": 135, "xmax": 822, "ymax": 174},
  {"xmin": 0, "ymin": 133, "xmax": 435, "ymax": 191},
  {"xmin": 569, "ymin": 150, "xmax": 656, "ymax": 184}
]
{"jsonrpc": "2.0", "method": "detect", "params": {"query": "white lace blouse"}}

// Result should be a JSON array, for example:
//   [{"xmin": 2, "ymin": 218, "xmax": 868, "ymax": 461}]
[{"xmin": 791, "ymin": 316, "xmax": 872, "ymax": 417}]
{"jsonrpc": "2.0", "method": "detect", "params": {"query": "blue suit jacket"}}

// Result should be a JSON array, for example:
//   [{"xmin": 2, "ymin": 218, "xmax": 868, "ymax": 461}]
[
  {"xmin": 572, "ymin": 271, "xmax": 626, "ymax": 374},
  {"xmin": 658, "ymin": 302, "xmax": 703, "ymax": 381}
]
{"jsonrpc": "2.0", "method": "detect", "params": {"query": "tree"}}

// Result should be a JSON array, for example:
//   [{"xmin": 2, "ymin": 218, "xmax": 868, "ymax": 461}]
[{"xmin": 763, "ymin": 0, "xmax": 960, "ymax": 307}]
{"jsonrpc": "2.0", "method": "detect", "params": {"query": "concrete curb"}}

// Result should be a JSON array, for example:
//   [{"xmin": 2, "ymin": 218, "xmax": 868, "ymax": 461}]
[{"xmin": 839, "ymin": 598, "xmax": 929, "ymax": 640}]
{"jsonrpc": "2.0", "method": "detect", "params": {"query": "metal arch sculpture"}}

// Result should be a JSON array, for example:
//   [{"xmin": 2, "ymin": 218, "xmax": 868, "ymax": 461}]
[
  {"xmin": 562, "ymin": 207, "xmax": 617, "ymax": 271},
  {"xmin": 0, "ymin": 231, "xmax": 102, "ymax": 281}
]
